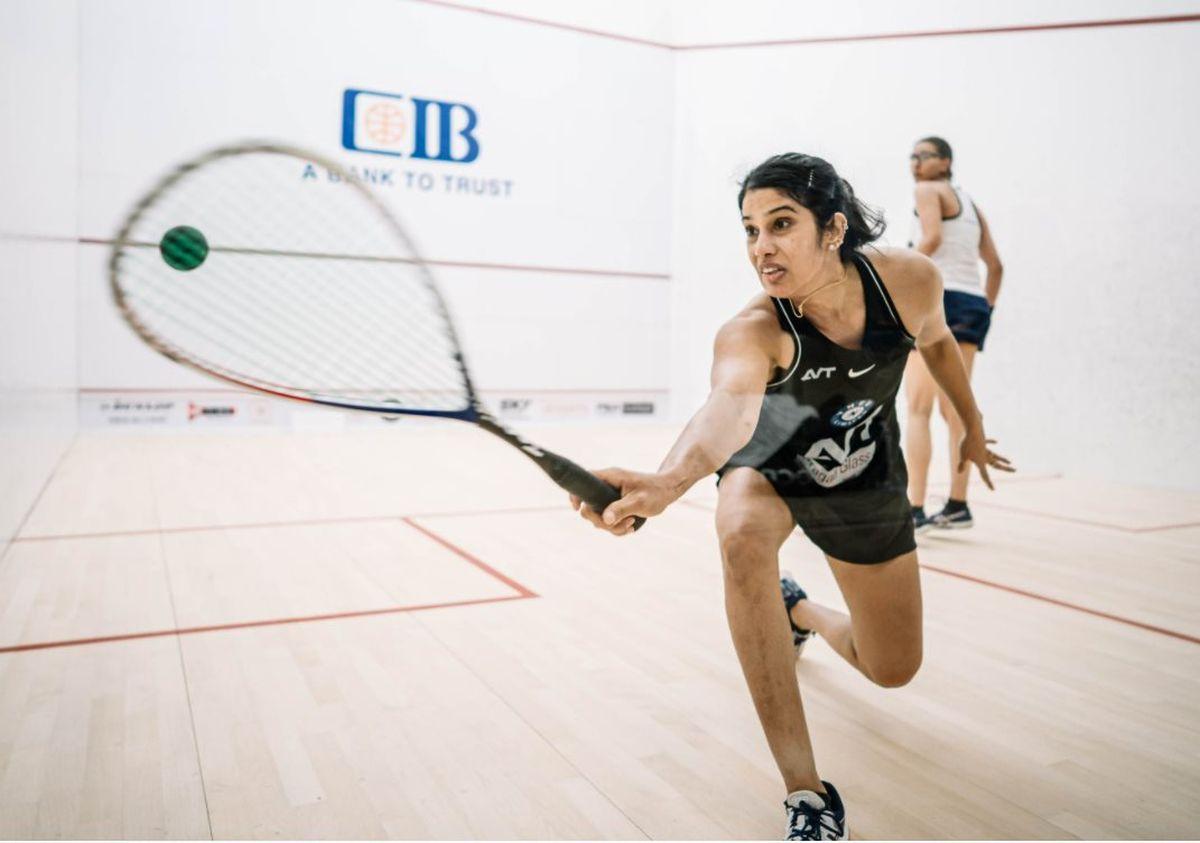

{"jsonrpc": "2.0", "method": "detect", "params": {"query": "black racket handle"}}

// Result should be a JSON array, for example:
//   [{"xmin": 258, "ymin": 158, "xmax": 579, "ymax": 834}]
[{"xmin": 537, "ymin": 449, "xmax": 646, "ymax": 532}]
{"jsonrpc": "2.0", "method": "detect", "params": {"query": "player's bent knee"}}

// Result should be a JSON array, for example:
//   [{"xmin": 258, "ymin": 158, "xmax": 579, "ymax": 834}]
[
  {"xmin": 864, "ymin": 651, "xmax": 923, "ymax": 688},
  {"xmin": 718, "ymin": 527, "xmax": 776, "ymax": 570},
  {"xmin": 906, "ymin": 400, "xmax": 934, "ymax": 420},
  {"xmin": 717, "ymin": 527, "xmax": 780, "ymax": 592}
]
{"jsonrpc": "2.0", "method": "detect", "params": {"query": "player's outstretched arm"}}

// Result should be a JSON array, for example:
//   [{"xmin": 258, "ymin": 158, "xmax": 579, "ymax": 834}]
[
  {"xmin": 570, "ymin": 308, "xmax": 779, "ymax": 535},
  {"xmin": 907, "ymin": 257, "xmax": 1014, "ymax": 489}
]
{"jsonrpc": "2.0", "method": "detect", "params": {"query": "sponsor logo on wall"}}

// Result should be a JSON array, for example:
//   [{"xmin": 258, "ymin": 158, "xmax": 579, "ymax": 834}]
[
  {"xmin": 596, "ymin": 400, "xmax": 658, "ymax": 417},
  {"xmin": 297, "ymin": 87, "xmax": 515, "ymax": 200},
  {"xmin": 495, "ymin": 395, "xmax": 662, "ymax": 421},
  {"xmin": 81, "ymin": 394, "xmax": 277, "ymax": 428},
  {"xmin": 89, "ymin": 397, "xmax": 178, "ymax": 427}
]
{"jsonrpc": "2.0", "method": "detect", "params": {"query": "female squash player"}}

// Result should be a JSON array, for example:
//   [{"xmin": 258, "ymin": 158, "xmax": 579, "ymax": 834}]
[
  {"xmin": 569, "ymin": 153, "xmax": 1012, "ymax": 839},
  {"xmin": 904, "ymin": 136, "xmax": 1005, "ymax": 531}
]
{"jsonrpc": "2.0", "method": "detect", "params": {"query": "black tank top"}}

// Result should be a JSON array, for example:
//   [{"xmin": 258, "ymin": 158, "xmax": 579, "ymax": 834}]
[{"xmin": 723, "ymin": 252, "xmax": 915, "ymax": 494}]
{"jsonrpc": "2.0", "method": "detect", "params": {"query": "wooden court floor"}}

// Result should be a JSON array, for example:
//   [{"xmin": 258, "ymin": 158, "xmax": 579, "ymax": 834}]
[{"xmin": 0, "ymin": 423, "xmax": 1197, "ymax": 839}]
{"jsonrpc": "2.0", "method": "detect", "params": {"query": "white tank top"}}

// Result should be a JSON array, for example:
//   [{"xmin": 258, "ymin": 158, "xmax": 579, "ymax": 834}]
[{"xmin": 908, "ymin": 184, "xmax": 985, "ymax": 297}]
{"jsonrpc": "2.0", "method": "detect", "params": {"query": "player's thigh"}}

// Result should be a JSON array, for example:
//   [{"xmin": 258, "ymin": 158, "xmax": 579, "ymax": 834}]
[
  {"xmin": 716, "ymin": 467, "xmax": 796, "ymax": 563},
  {"xmin": 903, "ymin": 351, "xmax": 936, "ymax": 415},
  {"xmin": 827, "ymin": 550, "xmax": 923, "ymax": 685}
]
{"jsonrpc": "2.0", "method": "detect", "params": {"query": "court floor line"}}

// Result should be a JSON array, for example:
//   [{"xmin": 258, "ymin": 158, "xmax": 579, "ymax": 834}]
[
  {"xmin": 15, "ymin": 476, "xmax": 1188, "ymax": 543},
  {"xmin": 0, "ymin": 519, "xmax": 537, "ymax": 656},
  {"xmin": 676, "ymin": 499, "xmax": 1199, "ymax": 646},
  {"xmin": 8, "ymin": 501, "xmax": 1195, "ymax": 648},
  {"xmin": 958, "ymin": 500, "xmax": 1200, "ymax": 535},
  {"xmin": 403, "ymin": 515, "xmax": 536, "ymax": 597},
  {"xmin": 12, "ymin": 505, "xmax": 566, "ymax": 544},
  {"xmin": 0, "ymin": 433, "xmax": 78, "ymax": 568},
  {"xmin": 917, "ymin": 563, "xmax": 1200, "ymax": 646}
]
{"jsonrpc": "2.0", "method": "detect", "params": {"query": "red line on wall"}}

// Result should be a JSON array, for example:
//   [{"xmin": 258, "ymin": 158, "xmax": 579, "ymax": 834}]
[
  {"xmin": 405, "ymin": 0, "xmax": 673, "ymax": 48},
  {"xmin": 73, "ymin": 235, "xmax": 669, "ymax": 281},
  {"xmin": 675, "ymin": 13, "xmax": 1200, "ymax": 51},
  {"xmin": 76, "ymin": 387, "xmax": 669, "ymax": 395},
  {"xmin": 404, "ymin": 2, "xmax": 1200, "ymax": 50},
  {"xmin": 0, "ymin": 519, "xmax": 537, "ymax": 654}
]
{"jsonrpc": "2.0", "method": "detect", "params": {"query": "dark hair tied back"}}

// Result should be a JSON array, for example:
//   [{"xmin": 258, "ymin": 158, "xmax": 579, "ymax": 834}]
[{"xmin": 737, "ymin": 153, "xmax": 886, "ymax": 262}]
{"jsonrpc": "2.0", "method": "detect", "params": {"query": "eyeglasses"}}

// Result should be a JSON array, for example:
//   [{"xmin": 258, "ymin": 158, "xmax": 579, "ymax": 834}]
[{"xmin": 909, "ymin": 152, "xmax": 944, "ymax": 162}]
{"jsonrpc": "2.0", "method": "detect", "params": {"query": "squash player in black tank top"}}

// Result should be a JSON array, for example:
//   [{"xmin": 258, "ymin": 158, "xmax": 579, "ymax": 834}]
[{"xmin": 568, "ymin": 154, "xmax": 1012, "ymax": 840}]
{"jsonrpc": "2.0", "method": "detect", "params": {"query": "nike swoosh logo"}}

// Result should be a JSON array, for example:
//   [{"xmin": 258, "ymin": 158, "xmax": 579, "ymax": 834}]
[{"xmin": 848, "ymin": 364, "xmax": 876, "ymax": 378}]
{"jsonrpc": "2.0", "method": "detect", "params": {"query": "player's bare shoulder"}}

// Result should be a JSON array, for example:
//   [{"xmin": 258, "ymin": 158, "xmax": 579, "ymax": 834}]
[
  {"xmin": 914, "ymin": 178, "xmax": 956, "ymax": 207},
  {"xmin": 861, "ymin": 246, "xmax": 942, "ymax": 329},
  {"xmin": 715, "ymin": 293, "xmax": 789, "ymax": 364}
]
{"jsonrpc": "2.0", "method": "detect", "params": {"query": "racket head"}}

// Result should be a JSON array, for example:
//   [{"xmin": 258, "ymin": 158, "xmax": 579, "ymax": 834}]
[{"xmin": 108, "ymin": 141, "xmax": 477, "ymax": 419}]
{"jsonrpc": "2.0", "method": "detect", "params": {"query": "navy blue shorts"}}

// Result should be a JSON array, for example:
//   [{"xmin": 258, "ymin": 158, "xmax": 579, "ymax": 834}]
[{"xmin": 944, "ymin": 290, "xmax": 993, "ymax": 350}]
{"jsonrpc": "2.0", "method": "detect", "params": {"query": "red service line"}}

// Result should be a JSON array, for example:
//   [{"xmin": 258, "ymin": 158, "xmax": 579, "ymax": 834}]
[
  {"xmin": 403, "ymin": 516, "xmax": 535, "ymax": 597},
  {"xmin": 675, "ymin": 498, "xmax": 1199, "ymax": 645},
  {"xmin": 918, "ymin": 563, "xmax": 1200, "ymax": 646},
  {"xmin": 11, "ymin": 504, "xmax": 567, "ymax": 544},
  {"xmin": 0, "ymin": 518, "xmax": 537, "ymax": 655},
  {"xmin": 965, "ymin": 499, "xmax": 1200, "ymax": 535},
  {"xmin": 77, "ymin": 387, "xmax": 669, "ymax": 395}
]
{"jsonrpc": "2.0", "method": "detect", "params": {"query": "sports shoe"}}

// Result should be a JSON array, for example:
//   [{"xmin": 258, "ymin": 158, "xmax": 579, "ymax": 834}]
[
  {"xmin": 932, "ymin": 502, "xmax": 973, "ymax": 529},
  {"xmin": 780, "ymin": 573, "xmax": 814, "ymax": 656},
  {"xmin": 784, "ymin": 780, "xmax": 848, "ymax": 840},
  {"xmin": 911, "ymin": 505, "xmax": 935, "ymax": 535}
]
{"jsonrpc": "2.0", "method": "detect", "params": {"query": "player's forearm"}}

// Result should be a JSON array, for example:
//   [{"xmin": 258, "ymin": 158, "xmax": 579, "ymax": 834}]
[
  {"xmin": 984, "ymin": 263, "xmax": 1002, "ymax": 306},
  {"xmin": 920, "ymin": 335, "xmax": 983, "ymax": 430},
  {"xmin": 657, "ymin": 388, "xmax": 760, "ymax": 497}
]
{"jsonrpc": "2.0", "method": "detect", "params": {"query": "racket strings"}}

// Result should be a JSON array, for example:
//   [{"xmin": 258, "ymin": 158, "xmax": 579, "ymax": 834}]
[
  {"xmin": 127, "ymin": 257, "xmax": 393, "ymax": 395},
  {"xmin": 114, "ymin": 148, "xmax": 472, "ymax": 412}
]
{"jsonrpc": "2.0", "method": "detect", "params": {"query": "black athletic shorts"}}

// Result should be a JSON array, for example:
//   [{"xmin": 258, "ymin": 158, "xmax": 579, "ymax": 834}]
[
  {"xmin": 944, "ymin": 290, "xmax": 993, "ymax": 350},
  {"xmin": 717, "ymin": 466, "xmax": 917, "ymax": 565}
]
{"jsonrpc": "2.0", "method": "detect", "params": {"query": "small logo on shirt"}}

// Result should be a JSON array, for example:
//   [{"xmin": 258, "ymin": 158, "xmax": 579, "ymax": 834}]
[
  {"xmin": 831, "ymin": 399, "xmax": 876, "ymax": 429},
  {"xmin": 848, "ymin": 364, "xmax": 876, "ymax": 378},
  {"xmin": 801, "ymin": 366, "xmax": 836, "ymax": 381}
]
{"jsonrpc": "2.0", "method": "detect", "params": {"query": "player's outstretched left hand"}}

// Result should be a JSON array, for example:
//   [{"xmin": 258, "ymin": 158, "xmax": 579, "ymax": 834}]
[{"xmin": 958, "ymin": 426, "xmax": 1014, "ymax": 490}]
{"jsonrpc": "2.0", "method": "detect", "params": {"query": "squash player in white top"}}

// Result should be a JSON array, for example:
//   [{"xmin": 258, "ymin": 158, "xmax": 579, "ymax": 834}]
[{"xmin": 903, "ymin": 137, "xmax": 1004, "ymax": 531}]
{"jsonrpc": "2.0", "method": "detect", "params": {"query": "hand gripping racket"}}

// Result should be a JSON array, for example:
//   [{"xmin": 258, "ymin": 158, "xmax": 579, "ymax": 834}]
[{"xmin": 108, "ymin": 142, "xmax": 642, "ymax": 529}]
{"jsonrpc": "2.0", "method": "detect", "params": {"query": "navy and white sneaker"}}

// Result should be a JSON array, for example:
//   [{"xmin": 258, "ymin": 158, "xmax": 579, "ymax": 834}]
[
  {"xmin": 780, "ymin": 573, "xmax": 814, "ymax": 656},
  {"xmin": 932, "ymin": 502, "xmax": 974, "ymax": 530},
  {"xmin": 784, "ymin": 780, "xmax": 848, "ymax": 840},
  {"xmin": 911, "ymin": 505, "xmax": 935, "ymax": 535}
]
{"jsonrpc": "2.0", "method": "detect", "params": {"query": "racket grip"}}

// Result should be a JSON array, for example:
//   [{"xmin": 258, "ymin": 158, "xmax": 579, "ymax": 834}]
[{"xmin": 539, "ymin": 450, "xmax": 646, "ymax": 532}]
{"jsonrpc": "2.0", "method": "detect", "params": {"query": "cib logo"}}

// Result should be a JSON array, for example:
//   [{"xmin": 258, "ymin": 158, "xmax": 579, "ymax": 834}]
[{"xmin": 342, "ymin": 88, "xmax": 479, "ymax": 163}]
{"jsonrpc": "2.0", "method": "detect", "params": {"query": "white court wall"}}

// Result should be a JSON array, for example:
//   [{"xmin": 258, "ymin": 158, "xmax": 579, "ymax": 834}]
[
  {"xmin": 74, "ymin": 0, "xmax": 673, "ymax": 428},
  {"xmin": 4, "ymin": 1, "xmax": 1199, "ymax": 491},
  {"xmin": 0, "ymin": 0, "xmax": 79, "ymax": 553},
  {"xmin": 669, "ymin": 8, "xmax": 1200, "ymax": 490}
]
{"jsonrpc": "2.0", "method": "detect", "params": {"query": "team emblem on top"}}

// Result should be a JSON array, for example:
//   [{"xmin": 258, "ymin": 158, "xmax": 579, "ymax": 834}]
[{"xmin": 831, "ymin": 399, "xmax": 876, "ymax": 429}]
